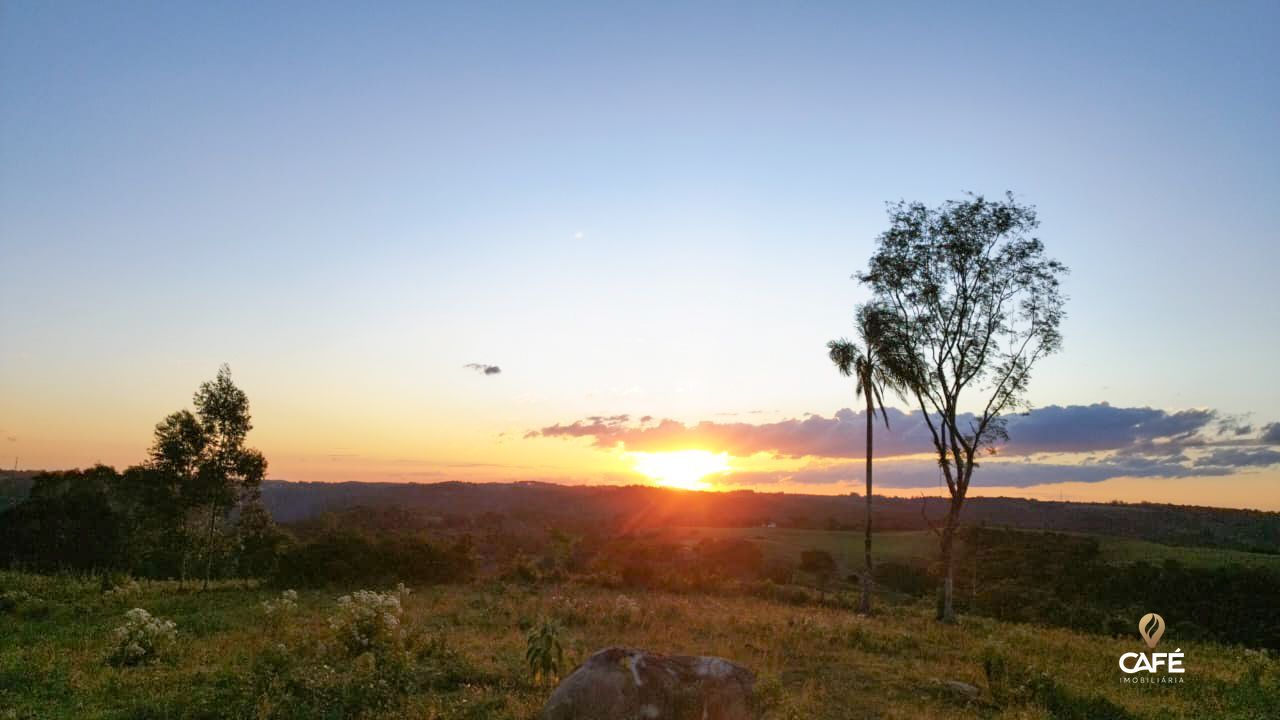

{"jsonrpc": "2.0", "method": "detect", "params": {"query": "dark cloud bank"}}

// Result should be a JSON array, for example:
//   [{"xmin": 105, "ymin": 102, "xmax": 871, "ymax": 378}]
[{"xmin": 527, "ymin": 404, "xmax": 1280, "ymax": 488}]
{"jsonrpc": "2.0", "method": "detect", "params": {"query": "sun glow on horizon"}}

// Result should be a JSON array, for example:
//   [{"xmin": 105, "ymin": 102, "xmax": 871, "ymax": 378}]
[{"xmin": 628, "ymin": 450, "xmax": 731, "ymax": 490}]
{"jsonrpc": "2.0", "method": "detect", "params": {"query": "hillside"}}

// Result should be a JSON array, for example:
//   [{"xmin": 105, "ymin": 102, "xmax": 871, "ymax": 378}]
[{"xmin": 257, "ymin": 479, "xmax": 1280, "ymax": 553}]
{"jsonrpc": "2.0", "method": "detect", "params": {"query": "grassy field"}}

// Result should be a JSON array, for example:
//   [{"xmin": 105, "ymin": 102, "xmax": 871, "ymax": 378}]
[
  {"xmin": 670, "ymin": 527, "xmax": 1280, "ymax": 575},
  {"xmin": 2, "ymin": 570, "xmax": 1276, "ymax": 719}
]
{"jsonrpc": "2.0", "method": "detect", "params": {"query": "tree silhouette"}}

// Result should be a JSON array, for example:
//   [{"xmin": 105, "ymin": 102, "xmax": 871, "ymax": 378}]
[
  {"xmin": 146, "ymin": 409, "xmax": 206, "ymax": 582},
  {"xmin": 144, "ymin": 365, "xmax": 268, "ymax": 588},
  {"xmin": 827, "ymin": 303, "xmax": 904, "ymax": 613},
  {"xmin": 858, "ymin": 193, "xmax": 1067, "ymax": 622}
]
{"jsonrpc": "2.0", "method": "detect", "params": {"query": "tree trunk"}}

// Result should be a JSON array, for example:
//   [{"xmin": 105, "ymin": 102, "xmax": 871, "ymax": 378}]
[
  {"xmin": 936, "ymin": 506, "xmax": 959, "ymax": 623},
  {"xmin": 859, "ymin": 385, "xmax": 874, "ymax": 614},
  {"xmin": 202, "ymin": 503, "xmax": 218, "ymax": 591}
]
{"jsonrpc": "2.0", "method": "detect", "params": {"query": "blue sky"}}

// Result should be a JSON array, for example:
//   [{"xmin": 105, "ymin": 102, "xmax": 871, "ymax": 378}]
[{"xmin": 2, "ymin": 2, "xmax": 1278, "ymax": 506}]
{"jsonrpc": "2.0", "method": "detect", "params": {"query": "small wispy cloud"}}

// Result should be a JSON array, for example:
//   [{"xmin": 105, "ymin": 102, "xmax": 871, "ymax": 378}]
[{"xmin": 464, "ymin": 363, "xmax": 501, "ymax": 376}]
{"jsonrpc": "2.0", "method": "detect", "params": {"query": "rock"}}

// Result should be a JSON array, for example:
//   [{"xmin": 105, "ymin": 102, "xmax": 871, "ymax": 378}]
[
  {"xmin": 938, "ymin": 679, "xmax": 981, "ymax": 700},
  {"xmin": 542, "ymin": 646, "xmax": 756, "ymax": 720}
]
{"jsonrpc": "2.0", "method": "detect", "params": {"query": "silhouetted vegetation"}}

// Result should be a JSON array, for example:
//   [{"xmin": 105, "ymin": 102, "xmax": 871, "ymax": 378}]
[
  {"xmin": 828, "ymin": 304, "xmax": 907, "ymax": 613},
  {"xmin": 272, "ymin": 529, "xmax": 475, "ymax": 588},
  {"xmin": 0, "ymin": 367, "xmax": 281, "ymax": 584},
  {"xmin": 954, "ymin": 528, "xmax": 1280, "ymax": 651},
  {"xmin": 857, "ymin": 193, "xmax": 1069, "ymax": 622}
]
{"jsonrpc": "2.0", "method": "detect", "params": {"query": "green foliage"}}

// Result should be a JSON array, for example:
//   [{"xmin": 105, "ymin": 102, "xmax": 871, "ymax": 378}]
[
  {"xmin": 525, "ymin": 619, "xmax": 564, "ymax": 685},
  {"xmin": 0, "ymin": 366, "xmax": 283, "ymax": 584},
  {"xmin": 980, "ymin": 640, "xmax": 1136, "ymax": 719},
  {"xmin": 107, "ymin": 608, "xmax": 177, "ymax": 666},
  {"xmin": 0, "ymin": 466, "xmax": 131, "ymax": 572},
  {"xmin": 980, "ymin": 640, "xmax": 1014, "ymax": 704},
  {"xmin": 858, "ymin": 193, "xmax": 1068, "ymax": 619},
  {"xmin": 960, "ymin": 527, "xmax": 1280, "ymax": 650},
  {"xmin": 328, "ymin": 587, "xmax": 408, "ymax": 656},
  {"xmin": 799, "ymin": 549, "xmax": 838, "ymax": 597},
  {"xmin": 272, "ymin": 530, "xmax": 474, "ymax": 588}
]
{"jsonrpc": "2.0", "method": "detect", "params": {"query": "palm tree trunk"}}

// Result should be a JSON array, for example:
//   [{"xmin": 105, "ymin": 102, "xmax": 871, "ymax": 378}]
[{"xmin": 859, "ymin": 376, "xmax": 874, "ymax": 613}]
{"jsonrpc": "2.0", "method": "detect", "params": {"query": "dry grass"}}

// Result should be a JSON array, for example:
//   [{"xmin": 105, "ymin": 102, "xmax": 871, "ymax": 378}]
[{"xmin": 1, "ymin": 571, "xmax": 1275, "ymax": 719}]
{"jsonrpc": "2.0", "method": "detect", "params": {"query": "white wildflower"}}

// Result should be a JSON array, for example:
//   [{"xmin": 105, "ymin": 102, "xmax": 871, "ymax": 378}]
[
  {"xmin": 328, "ymin": 588, "xmax": 405, "ymax": 655},
  {"xmin": 262, "ymin": 589, "xmax": 299, "ymax": 617},
  {"xmin": 613, "ymin": 594, "xmax": 642, "ymax": 625},
  {"xmin": 108, "ymin": 607, "xmax": 176, "ymax": 666}
]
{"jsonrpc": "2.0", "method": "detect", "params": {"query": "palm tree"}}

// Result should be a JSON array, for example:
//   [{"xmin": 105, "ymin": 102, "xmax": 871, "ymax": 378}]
[{"xmin": 828, "ymin": 304, "xmax": 901, "ymax": 613}]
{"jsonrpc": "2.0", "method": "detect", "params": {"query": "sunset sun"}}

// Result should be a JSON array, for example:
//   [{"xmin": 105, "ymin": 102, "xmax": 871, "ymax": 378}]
[{"xmin": 628, "ymin": 450, "xmax": 730, "ymax": 491}]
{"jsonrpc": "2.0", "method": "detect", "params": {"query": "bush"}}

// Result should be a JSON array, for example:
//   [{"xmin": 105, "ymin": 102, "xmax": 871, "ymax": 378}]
[
  {"xmin": 547, "ymin": 593, "xmax": 594, "ymax": 626},
  {"xmin": 328, "ymin": 587, "xmax": 408, "ymax": 656},
  {"xmin": 525, "ymin": 620, "xmax": 565, "ymax": 685},
  {"xmin": 980, "ymin": 641, "xmax": 1013, "ymax": 704},
  {"xmin": 1240, "ymin": 648, "xmax": 1273, "ymax": 686},
  {"xmin": 108, "ymin": 608, "xmax": 176, "ymax": 666},
  {"xmin": 102, "ymin": 578, "xmax": 142, "ymax": 602},
  {"xmin": 612, "ymin": 593, "xmax": 641, "ymax": 626},
  {"xmin": 273, "ymin": 531, "xmax": 473, "ymax": 588},
  {"xmin": 979, "ymin": 640, "xmax": 1135, "ymax": 719},
  {"xmin": 875, "ymin": 561, "xmax": 933, "ymax": 596},
  {"xmin": 261, "ymin": 589, "xmax": 299, "ymax": 627}
]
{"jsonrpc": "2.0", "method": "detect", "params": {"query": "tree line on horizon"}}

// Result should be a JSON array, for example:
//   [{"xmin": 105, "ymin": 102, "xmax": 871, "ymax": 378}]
[{"xmin": 0, "ymin": 366, "xmax": 283, "ymax": 584}]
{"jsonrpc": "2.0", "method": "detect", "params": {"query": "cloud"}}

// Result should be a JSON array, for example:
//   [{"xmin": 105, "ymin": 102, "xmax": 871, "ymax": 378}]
[
  {"xmin": 464, "ymin": 363, "xmax": 501, "ymax": 376},
  {"xmin": 725, "ymin": 454, "xmax": 1235, "ymax": 489},
  {"xmin": 1193, "ymin": 448, "xmax": 1280, "ymax": 469},
  {"xmin": 998, "ymin": 404, "xmax": 1216, "ymax": 455},
  {"xmin": 1263, "ymin": 423, "xmax": 1280, "ymax": 445},
  {"xmin": 527, "ymin": 403, "xmax": 1280, "ymax": 488},
  {"xmin": 527, "ymin": 403, "xmax": 1235, "ymax": 460}
]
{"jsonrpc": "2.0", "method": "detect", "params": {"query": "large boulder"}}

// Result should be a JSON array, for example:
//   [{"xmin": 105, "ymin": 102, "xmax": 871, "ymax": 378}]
[{"xmin": 542, "ymin": 646, "xmax": 756, "ymax": 720}]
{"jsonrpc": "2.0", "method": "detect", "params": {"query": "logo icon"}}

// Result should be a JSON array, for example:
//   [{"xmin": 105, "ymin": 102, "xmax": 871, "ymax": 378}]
[{"xmin": 1138, "ymin": 613, "xmax": 1165, "ymax": 649}]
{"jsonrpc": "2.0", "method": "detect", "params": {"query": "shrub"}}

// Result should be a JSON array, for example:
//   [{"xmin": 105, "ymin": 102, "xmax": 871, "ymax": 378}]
[
  {"xmin": 612, "ymin": 593, "xmax": 641, "ymax": 626},
  {"xmin": 525, "ymin": 620, "xmax": 565, "ymax": 685},
  {"xmin": 108, "ymin": 608, "xmax": 176, "ymax": 666},
  {"xmin": 328, "ymin": 588, "xmax": 406, "ymax": 656},
  {"xmin": 547, "ymin": 593, "xmax": 593, "ymax": 626},
  {"xmin": 103, "ymin": 578, "xmax": 142, "ymax": 602},
  {"xmin": 875, "ymin": 561, "xmax": 933, "ymax": 596},
  {"xmin": 261, "ymin": 589, "xmax": 299, "ymax": 627},
  {"xmin": 0, "ymin": 590, "xmax": 39, "ymax": 614},
  {"xmin": 1240, "ymin": 648, "xmax": 1273, "ymax": 686},
  {"xmin": 980, "ymin": 641, "xmax": 1012, "ymax": 703},
  {"xmin": 273, "ymin": 530, "xmax": 473, "ymax": 588}
]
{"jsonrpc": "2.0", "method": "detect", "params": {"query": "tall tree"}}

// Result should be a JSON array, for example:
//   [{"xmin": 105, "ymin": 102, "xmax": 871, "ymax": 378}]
[
  {"xmin": 828, "ymin": 303, "xmax": 901, "ymax": 613},
  {"xmin": 858, "ymin": 193, "xmax": 1067, "ymax": 622},
  {"xmin": 191, "ymin": 364, "xmax": 267, "ymax": 588},
  {"xmin": 141, "ymin": 365, "xmax": 269, "ymax": 587}
]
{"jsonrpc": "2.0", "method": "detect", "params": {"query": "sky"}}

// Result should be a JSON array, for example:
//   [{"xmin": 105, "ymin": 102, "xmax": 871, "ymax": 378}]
[{"xmin": 2, "ymin": 1, "xmax": 1278, "ymax": 509}]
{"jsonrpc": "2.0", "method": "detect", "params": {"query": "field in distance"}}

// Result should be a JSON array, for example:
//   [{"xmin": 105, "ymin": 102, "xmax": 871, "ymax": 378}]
[{"xmin": 664, "ymin": 526, "xmax": 1280, "ymax": 576}]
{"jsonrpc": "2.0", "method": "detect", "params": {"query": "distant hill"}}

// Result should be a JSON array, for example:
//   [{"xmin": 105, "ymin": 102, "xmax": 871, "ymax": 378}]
[
  {"xmin": 4, "ymin": 472, "xmax": 1275, "ymax": 553},
  {"xmin": 258, "ymin": 479, "xmax": 1280, "ymax": 554}
]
